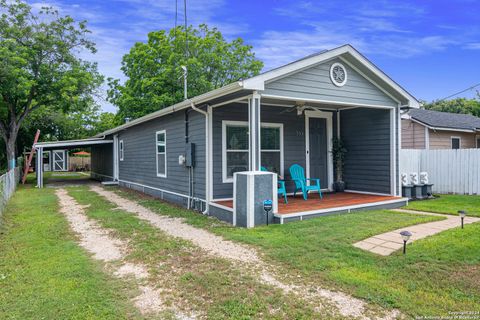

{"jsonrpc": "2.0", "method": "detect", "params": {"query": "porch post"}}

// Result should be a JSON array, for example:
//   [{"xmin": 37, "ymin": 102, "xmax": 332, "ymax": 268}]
[
  {"xmin": 36, "ymin": 147, "xmax": 43, "ymax": 188},
  {"xmin": 248, "ymin": 92, "xmax": 261, "ymax": 171},
  {"xmin": 113, "ymin": 134, "xmax": 119, "ymax": 181}
]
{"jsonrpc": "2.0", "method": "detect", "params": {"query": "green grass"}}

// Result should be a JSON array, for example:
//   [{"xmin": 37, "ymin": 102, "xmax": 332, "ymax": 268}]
[
  {"xmin": 68, "ymin": 186, "xmax": 328, "ymax": 319},
  {"xmin": 113, "ymin": 187, "xmax": 480, "ymax": 317},
  {"xmin": 0, "ymin": 185, "xmax": 140, "ymax": 320},
  {"xmin": 406, "ymin": 194, "xmax": 480, "ymax": 217}
]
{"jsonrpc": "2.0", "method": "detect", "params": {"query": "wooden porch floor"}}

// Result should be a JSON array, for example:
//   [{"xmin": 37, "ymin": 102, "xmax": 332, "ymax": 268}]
[{"xmin": 215, "ymin": 192, "xmax": 401, "ymax": 215}]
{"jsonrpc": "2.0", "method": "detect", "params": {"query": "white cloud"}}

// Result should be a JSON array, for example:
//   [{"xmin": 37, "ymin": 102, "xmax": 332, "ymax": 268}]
[{"xmin": 465, "ymin": 42, "xmax": 480, "ymax": 49}]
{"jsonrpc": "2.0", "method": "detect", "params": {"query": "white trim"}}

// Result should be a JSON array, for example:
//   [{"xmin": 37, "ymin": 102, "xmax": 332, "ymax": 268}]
[
  {"xmin": 212, "ymin": 197, "xmax": 233, "ymax": 202},
  {"xmin": 113, "ymin": 135, "xmax": 119, "ymax": 181},
  {"xmin": 118, "ymin": 179, "xmax": 205, "ymax": 201},
  {"xmin": 52, "ymin": 150, "xmax": 67, "ymax": 172},
  {"xmin": 209, "ymin": 202, "xmax": 234, "ymax": 212},
  {"xmin": 233, "ymin": 173, "xmax": 237, "ymax": 226},
  {"xmin": 345, "ymin": 189, "xmax": 393, "ymax": 197},
  {"xmin": 243, "ymin": 45, "xmax": 419, "ymax": 108},
  {"xmin": 304, "ymin": 110, "xmax": 334, "ymax": 191},
  {"xmin": 397, "ymin": 106, "xmax": 402, "ymax": 196},
  {"xmin": 390, "ymin": 108, "xmax": 397, "ymax": 196},
  {"xmin": 119, "ymin": 140, "xmax": 124, "ymax": 161},
  {"xmin": 155, "ymin": 130, "xmax": 167, "ymax": 178},
  {"xmin": 451, "ymin": 136, "xmax": 461, "ymax": 149},
  {"xmin": 208, "ymin": 105, "xmax": 214, "ymax": 204},
  {"xmin": 330, "ymin": 62, "xmax": 348, "ymax": 87},
  {"xmin": 273, "ymin": 198, "xmax": 407, "ymax": 219},
  {"xmin": 222, "ymin": 120, "xmax": 284, "ymax": 183},
  {"xmin": 222, "ymin": 120, "xmax": 249, "ymax": 183},
  {"xmin": 425, "ymin": 126, "xmax": 430, "ymax": 149},
  {"xmin": 272, "ymin": 173, "xmax": 278, "ymax": 214},
  {"xmin": 260, "ymin": 94, "xmax": 396, "ymax": 110},
  {"xmin": 35, "ymin": 139, "xmax": 113, "ymax": 148},
  {"xmin": 339, "ymin": 57, "xmax": 401, "ymax": 104}
]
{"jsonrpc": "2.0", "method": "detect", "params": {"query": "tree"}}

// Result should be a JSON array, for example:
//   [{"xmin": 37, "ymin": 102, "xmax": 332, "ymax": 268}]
[
  {"xmin": 0, "ymin": 0, "xmax": 103, "ymax": 169},
  {"xmin": 108, "ymin": 24, "xmax": 263, "ymax": 121},
  {"xmin": 423, "ymin": 93, "xmax": 480, "ymax": 117}
]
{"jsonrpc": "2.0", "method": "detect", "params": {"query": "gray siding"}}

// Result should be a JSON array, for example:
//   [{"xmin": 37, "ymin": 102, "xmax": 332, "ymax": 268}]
[
  {"xmin": 263, "ymin": 58, "xmax": 397, "ymax": 108},
  {"xmin": 341, "ymin": 108, "xmax": 391, "ymax": 194},
  {"xmin": 212, "ymin": 103, "xmax": 333, "ymax": 199},
  {"xmin": 212, "ymin": 103, "xmax": 308, "ymax": 199},
  {"xmin": 118, "ymin": 109, "xmax": 206, "ymax": 201},
  {"xmin": 91, "ymin": 143, "xmax": 113, "ymax": 180}
]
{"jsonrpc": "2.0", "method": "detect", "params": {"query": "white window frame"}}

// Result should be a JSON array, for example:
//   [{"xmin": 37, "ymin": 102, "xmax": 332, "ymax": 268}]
[
  {"xmin": 156, "ymin": 130, "xmax": 167, "ymax": 178},
  {"xmin": 451, "ymin": 136, "xmax": 461, "ymax": 149},
  {"xmin": 119, "ymin": 140, "xmax": 124, "ymax": 161},
  {"xmin": 222, "ymin": 120, "xmax": 284, "ymax": 183}
]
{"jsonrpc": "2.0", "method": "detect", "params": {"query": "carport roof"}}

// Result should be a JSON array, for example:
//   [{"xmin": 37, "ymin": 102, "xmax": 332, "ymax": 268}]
[{"xmin": 34, "ymin": 137, "xmax": 113, "ymax": 149}]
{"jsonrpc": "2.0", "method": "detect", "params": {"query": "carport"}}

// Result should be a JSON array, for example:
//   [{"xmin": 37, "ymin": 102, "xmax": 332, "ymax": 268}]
[{"xmin": 34, "ymin": 137, "xmax": 113, "ymax": 188}]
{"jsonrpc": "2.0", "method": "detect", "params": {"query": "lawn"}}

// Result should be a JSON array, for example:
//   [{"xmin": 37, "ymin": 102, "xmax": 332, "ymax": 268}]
[
  {"xmin": 68, "ymin": 186, "xmax": 325, "ymax": 319},
  {"xmin": 114, "ymin": 187, "xmax": 480, "ymax": 318},
  {"xmin": 406, "ymin": 194, "xmax": 480, "ymax": 217},
  {"xmin": 0, "ymin": 185, "xmax": 140, "ymax": 320}
]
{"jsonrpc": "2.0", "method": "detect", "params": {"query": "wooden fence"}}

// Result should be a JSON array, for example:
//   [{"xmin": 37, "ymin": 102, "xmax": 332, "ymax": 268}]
[
  {"xmin": 0, "ymin": 167, "xmax": 20, "ymax": 215},
  {"xmin": 400, "ymin": 149, "xmax": 480, "ymax": 195}
]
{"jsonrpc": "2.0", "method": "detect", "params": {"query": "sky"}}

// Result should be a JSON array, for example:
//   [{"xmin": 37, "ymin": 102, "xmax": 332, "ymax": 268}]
[{"xmin": 27, "ymin": 0, "xmax": 480, "ymax": 112}]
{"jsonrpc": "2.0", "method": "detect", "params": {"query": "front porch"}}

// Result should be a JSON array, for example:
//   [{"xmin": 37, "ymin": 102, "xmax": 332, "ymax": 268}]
[{"xmin": 214, "ymin": 192, "xmax": 407, "ymax": 224}]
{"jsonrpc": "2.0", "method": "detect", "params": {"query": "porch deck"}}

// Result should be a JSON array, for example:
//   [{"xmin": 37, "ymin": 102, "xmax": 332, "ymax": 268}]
[{"xmin": 214, "ymin": 192, "xmax": 407, "ymax": 223}]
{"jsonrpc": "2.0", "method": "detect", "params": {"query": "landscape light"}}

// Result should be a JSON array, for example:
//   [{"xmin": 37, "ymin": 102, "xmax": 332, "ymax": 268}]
[
  {"xmin": 458, "ymin": 210, "xmax": 466, "ymax": 229},
  {"xmin": 400, "ymin": 231, "xmax": 412, "ymax": 255}
]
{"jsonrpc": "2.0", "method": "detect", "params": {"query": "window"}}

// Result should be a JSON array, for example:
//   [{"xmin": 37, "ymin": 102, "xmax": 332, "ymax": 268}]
[
  {"xmin": 451, "ymin": 137, "xmax": 460, "ymax": 149},
  {"xmin": 156, "ymin": 130, "xmax": 166, "ymax": 177},
  {"xmin": 477, "ymin": 137, "xmax": 480, "ymax": 149},
  {"xmin": 260, "ymin": 124, "xmax": 283, "ymax": 174},
  {"xmin": 119, "ymin": 140, "xmax": 124, "ymax": 161},
  {"xmin": 222, "ymin": 121, "xmax": 283, "ymax": 182}
]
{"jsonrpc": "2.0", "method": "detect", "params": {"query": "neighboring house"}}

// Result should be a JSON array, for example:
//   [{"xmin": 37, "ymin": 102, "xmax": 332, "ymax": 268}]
[
  {"xmin": 34, "ymin": 45, "xmax": 419, "ymax": 225},
  {"xmin": 402, "ymin": 109, "xmax": 480, "ymax": 149}
]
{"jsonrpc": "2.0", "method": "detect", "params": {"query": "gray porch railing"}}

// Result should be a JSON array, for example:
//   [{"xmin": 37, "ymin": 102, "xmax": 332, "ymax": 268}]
[{"xmin": 0, "ymin": 167, "xmax": 20, "ymax": 216}]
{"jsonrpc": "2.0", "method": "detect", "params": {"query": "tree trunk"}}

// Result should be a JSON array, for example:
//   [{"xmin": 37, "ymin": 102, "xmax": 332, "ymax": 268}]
[{"xmin": 6, "ymin": 135, "xmax": 17, "ymax": 170}]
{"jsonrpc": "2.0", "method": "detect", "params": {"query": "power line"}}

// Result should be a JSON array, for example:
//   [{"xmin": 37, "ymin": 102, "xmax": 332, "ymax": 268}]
[
  {"xmin": 438, "ymin": 82, "xmax": 480, "ymax": 102},
  {"xmin": 184, "ymin": 0, "xmax": 188, "ymax": 57},
  {"xmin": 174, "ymin": 0, "xmax": 178, "ymax": 42}
]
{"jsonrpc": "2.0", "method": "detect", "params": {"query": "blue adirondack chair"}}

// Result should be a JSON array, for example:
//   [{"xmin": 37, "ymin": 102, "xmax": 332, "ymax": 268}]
[
  {"xmin": 289, "ymin": 164, "xmax": 322, "ymax": 200},
  {"xmin": 261, "ymin": 166, "xmax": 288, "ymax": 204}
]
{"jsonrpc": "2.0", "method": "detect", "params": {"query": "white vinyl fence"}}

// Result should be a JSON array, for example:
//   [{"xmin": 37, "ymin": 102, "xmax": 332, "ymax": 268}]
[
  {"xmin": 400, "ymin": 149, "xmax": 480, "ymax": 195},
  {"xmin": 0, "ymin": 167, "xmax": 20, "ymax": 215}
]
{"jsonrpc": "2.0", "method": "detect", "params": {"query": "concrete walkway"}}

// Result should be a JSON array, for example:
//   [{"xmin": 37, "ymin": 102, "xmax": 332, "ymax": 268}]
[{"xmin": 353, "ymin": 209, "xmax": 480, "ymax": 256}]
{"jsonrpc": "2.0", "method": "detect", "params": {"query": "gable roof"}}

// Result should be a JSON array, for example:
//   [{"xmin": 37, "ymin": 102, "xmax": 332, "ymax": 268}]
[
  {"xmin": 408, "ymin": 109, "xmax": 480, "ymax": 132},
  {"xmin": 96, "ymin": 44, "xmax": 419, "ymax": 137},
  {"xmin": 243, "ymin": 44, "xmax": 420, "ymax": 108}
]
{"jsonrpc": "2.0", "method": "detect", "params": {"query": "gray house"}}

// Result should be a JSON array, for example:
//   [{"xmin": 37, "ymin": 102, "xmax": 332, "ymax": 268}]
[
  {"xmin": 402, "ymin": 109, "xmax": 480, "ymax": 149},
  {"xmin": 35, "ymin": 45, "xmax": 418, "ymax": 225}
]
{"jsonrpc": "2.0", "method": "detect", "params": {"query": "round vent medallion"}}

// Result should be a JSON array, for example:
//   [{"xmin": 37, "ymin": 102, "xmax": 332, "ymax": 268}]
[{"xmin": 330, "ymin": 63, "xmax": 347, "ymax": 87}]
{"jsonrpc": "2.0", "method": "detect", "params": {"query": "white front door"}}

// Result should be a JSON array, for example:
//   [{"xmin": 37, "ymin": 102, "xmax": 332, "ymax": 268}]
[{"xmin": 52, "ymin": 150, "xmax": 67, "ymax": 171}]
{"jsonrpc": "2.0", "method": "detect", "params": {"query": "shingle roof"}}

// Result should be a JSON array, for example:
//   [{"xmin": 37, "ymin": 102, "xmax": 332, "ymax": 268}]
[{"xmin": 409, "ymin": 109, "xmax": 480, "ymax": 131}]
